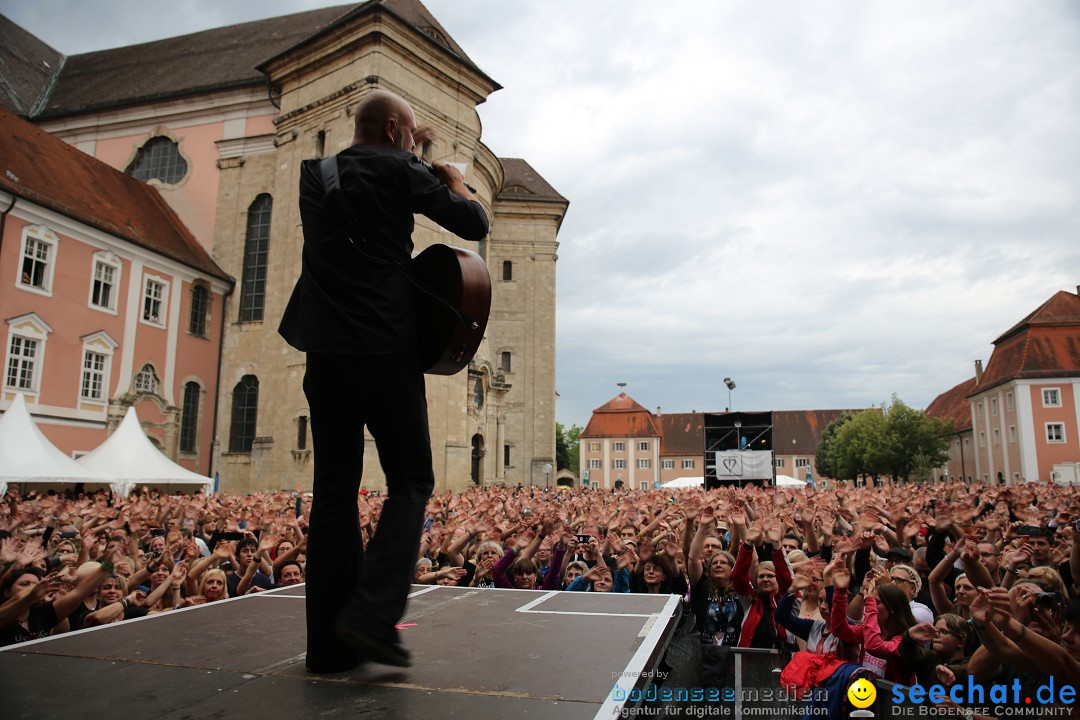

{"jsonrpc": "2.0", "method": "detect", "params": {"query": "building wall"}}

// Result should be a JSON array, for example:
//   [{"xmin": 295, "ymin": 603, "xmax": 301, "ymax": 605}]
[
  {"xmin": 208, "ymin": 13, "xmax": 557, "ymax": 492},
  {"xmin": 659, "ymin": 456, "xmax": 701, "ymax": 487},
  {"xmin": 0, "ymin": 194, "xmax": 227, "ymax": 474},
  {"xmin": 580, "ymin": 436, "xmax": 663, "ymax": 489},
  {"xmin": 936, "ymin": 429, "xmax": 976, "ymax": 484},
  {"xmin": 38, "ymin": 88, "xmax": 276, "ymax": 254},
  {"xmin": 1027, "ymin": 381, "xmax": 1079, "ymax": 480},
  {"xmin": 970, "ymin": 378, "xmax": 1080, "ymax": 483},
  {"xmin": 26, "ymin": 11, "xmax": 560, "ymax": 492}
]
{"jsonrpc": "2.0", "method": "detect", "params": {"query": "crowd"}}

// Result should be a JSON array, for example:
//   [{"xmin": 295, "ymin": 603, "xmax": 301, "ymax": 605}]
[{"xmin": 1, "ymin": 479, "xmax": 1077, "ymax": 717}]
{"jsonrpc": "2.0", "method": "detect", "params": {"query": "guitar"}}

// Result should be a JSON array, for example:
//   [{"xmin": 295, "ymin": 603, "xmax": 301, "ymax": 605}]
[{"xmin": 409, "ymin": 244, "xmax": 491, "ymax": 376}]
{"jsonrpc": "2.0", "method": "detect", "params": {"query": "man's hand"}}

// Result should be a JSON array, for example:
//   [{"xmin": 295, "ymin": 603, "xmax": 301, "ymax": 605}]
[{"xmin": 431, "ymin": 160, "xmax": 473, "ymax": 198}]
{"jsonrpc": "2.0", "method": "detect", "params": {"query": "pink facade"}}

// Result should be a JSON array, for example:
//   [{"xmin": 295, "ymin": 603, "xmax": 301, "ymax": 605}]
[
  {"xmin": 0, "ymin": 110, "xmax": 231, "ymax": 476},
  {"xmin": 1028, "ymin": 382, "xmax": 1078, "ymax": 476},
  {"xmin": 959, "ymin": 295, "xmax": 1080, "ymax": 484}
]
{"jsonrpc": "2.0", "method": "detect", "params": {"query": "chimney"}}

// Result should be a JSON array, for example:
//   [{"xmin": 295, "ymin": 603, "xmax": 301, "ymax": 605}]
[
  {"xmin": 975, "ymin": 359, "xmax": 984, "ymax": 385},
  {"xmin": 655, "ymin": 406, "xmax": 661, "ymax": 416}
]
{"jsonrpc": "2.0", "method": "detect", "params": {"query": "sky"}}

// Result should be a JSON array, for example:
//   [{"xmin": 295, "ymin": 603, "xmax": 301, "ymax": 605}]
[{"xmin": 4, "ymin": 0, "xmax": 1079, "ymax": 428}]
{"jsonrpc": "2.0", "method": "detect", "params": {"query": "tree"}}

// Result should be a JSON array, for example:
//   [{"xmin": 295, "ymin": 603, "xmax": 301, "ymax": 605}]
[
  {"xmin": 815, "ymin": 396, "xmax": 953, "ymax": 484},
  {"xmin": 880, "ymin": 395, "xmax": 953, "ymax": 483},
  {"xmin": 555, "ymin": 423, "xmax": 583, "ymax": 472},
  {"xmin": 815, "ymin": 413, "xmax": 854, "ymax": 480}
]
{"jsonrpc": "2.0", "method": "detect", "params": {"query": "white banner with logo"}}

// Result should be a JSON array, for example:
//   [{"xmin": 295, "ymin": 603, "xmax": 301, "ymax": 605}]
[{"xmin": 711, "ymin": 450, "xmax": 774, "ymax": 481}]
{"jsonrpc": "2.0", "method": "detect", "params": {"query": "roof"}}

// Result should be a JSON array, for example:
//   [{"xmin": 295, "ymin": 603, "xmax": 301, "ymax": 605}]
[
  {"xmin": 994, "ymin": 290, "xmax": 1080, "ymax": 344},
  {"xmin": 581, "ymin": 393, "xmax": 661, "ymax": 438},
  {"xmin": 656, "ymin": 413, "xmax": 704, "ymax": 456},
  {"xmin": 498, "ymin": 158, "xmax": 568, "ymax": 204},
  {"xmin": 29, "ymin": 1, "xmax": 490, "ymax": 120},
  {"xmin": 0, "ymin": 108, "xmax": 231, "ymax": 281},
  {"xmin": 0, "ymin": 14, "xmax": 63, "ymax": 115},
  {"xmin": 258, "ymin": 0, "xmax": 486, "ymax": 79},
  {"xmin": 772, "ymin": 410, "xmax": 860, "ymax": 454},
  {"xmin": 925, "ymin": 377, "xmax": 977, "ymax": 433},
  {"xmin": 973, "ymin": 290, "xmax": 1080, "ymax": 394},
  {"xmin": 35, "ymin": 5, "xmax": 354, "ymax": 119}
]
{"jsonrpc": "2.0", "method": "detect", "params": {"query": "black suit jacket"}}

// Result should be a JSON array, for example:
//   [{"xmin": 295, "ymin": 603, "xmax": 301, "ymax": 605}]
[{"xmin": 279, "ymin": 144, "xmax": 489, "ymax": 356}]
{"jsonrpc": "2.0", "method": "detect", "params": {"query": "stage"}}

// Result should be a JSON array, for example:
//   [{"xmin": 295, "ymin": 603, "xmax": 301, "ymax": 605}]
[{"xmin": 1, "ymin": 585, "xmax": 681, "ymax": 719}]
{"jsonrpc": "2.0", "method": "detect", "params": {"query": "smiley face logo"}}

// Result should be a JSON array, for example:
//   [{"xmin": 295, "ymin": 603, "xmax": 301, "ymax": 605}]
[{"xmin": 847, "ymin": 678, "xmax": 876, "ymax": 709}]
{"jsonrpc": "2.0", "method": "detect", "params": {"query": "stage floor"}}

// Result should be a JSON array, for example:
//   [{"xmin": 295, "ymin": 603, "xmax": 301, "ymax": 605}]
[{"xmin": 1, "ymin": 585, "xmax": 681, "ymax": 719}]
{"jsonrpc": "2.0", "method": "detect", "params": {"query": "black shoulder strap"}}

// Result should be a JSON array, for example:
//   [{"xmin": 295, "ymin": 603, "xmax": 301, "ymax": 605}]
[{"xmin": 316, "ymin": 155, "xmax": 473, "ymax": 332}]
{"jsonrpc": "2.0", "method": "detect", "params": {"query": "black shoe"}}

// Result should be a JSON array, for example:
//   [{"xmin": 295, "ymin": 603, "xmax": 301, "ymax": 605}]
[
  {"xmin": 305, "ymin": 651, "xmax": 362, "ymax": 674},
  {"xmin": 336, "ymin": 623, "xmax": 411, "ymax": 668}
]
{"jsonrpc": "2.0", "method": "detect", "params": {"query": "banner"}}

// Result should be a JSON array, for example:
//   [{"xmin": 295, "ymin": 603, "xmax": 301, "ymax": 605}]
[{"xmin": 711, "ymin": 450, "xmax": 773, "ymax": 481}]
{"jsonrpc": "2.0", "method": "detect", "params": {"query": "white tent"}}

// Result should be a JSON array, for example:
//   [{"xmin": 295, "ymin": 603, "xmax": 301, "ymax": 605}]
[
  {"xmin": 76, "ymin": 406, "xmax": 213, "ymax": 496},
  {"xmin": 0, "ymin": 393, "xmax": 117, "ymax": 496},
  {"xmin": 775, "ymin": 474, "xmax": 807, "ymax": 487},
  {"xmin": 662, "ymin": 476, "xmax": 704, "ymax": 489}
]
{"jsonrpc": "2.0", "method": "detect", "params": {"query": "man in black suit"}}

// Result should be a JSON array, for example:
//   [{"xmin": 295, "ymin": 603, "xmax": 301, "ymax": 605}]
[{"xmin": 279, "ymin": 89, "xmax": 488, "ymax": 671}]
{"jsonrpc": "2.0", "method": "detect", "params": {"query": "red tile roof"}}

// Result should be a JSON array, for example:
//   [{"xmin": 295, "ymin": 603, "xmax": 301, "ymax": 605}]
[
  {"xmin": 0, "ymin": 108, "xmax": 230, "ymax": 281},
  {"xmin": 582, "ymin": 393, "xmax": 661, "ymax": 438},
  {"xmin": 926, "ymin": 377, "xmax": 978, "ymax": 432},
  {"xmin": 973, "ymin": 290, "xmax": 1080, "ymax": 394},
  {"xmin": 656, "ymin": 413, "xmax": 704, "ymax": 456},
  {"xmin": 773, "ymin": 409, "xmax": 862, "ymax": 454}
]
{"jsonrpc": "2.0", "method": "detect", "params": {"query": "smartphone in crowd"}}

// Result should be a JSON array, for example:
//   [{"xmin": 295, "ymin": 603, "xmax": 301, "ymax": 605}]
[{"xmin": 294, "ymin": 497, "xmax": 303, "ymax": 517}]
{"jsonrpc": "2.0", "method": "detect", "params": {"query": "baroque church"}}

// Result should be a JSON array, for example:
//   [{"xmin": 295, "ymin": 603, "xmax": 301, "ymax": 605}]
[{"xmin": 0, "ymin": 1, "xmax": 567, "ymax": 492}]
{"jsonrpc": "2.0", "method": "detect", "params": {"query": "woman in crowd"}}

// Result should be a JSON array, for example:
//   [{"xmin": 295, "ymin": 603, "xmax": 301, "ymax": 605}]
[
  {"xmin": 732, "ymin": 520, "xmax": 792, "ymax": 649},
  {"xmin": 198, "ymin": 568, "xmax": 228, "ymax": 603},
  {"xmin": 830, "ymin": 567, "xmax": 917, "ymax": 684},
  {"xmin": 899, "ymin": 613, "xmax": 972, "ymax": 686}
]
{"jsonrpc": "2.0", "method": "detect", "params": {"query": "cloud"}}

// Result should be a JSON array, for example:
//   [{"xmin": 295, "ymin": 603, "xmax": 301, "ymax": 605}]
[{"xmin": 7, "ymin": 0, "xmax": 1078, "ymax": 427}]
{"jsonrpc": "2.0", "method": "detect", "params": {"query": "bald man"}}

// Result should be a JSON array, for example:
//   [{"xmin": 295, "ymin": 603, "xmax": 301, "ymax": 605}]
[{"xmin": 280, "ymin": 89, "xmax": 488, "ymax": 671}]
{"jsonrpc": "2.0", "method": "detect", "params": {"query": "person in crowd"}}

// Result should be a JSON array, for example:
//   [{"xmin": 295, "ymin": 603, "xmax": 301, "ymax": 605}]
[
  {"xmin": 731, "ymin": 518, "xmax": 793, "ymax": 649},
  {"xmin": 830, "ymin": 566, "xmax": 917, "ymax": 684}
]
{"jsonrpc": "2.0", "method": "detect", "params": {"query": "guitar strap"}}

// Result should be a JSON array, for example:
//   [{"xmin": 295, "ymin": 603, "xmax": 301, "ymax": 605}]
[{"xmin": 317, "ymin": 155, "xmax": 475, "ymax": 333}]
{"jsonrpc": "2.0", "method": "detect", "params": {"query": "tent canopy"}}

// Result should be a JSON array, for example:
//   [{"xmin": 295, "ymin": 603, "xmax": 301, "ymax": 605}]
[
  {"xmin": 76, "ymin": 406, "xmax": 212, "ymax": 496},
  {"xmin": 775, "ymin": 474, "xmax": 807, "ymax": 487},
  {"xmin": 0, "ymin": 393, "xmax": 117, "ymax": 496},
  {"xmin": 661, "ymin": 476, "xmax": 704, "ymax": 489}
]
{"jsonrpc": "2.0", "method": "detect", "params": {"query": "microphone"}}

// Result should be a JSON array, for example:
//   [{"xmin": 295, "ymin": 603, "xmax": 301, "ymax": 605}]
[{"xmin": 416, "ymin": 157, "xmax": 478, "ymax": 194}]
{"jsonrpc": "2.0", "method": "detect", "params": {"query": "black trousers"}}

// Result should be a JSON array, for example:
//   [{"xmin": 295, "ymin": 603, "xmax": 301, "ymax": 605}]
[{"xmin": 303, "ymin": 351, "xmax": 434, "ymax": 665}]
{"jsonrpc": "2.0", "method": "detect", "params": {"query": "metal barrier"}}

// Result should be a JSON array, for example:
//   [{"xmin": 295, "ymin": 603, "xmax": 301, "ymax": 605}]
[
  {"xmin": 641, "ymin": 645, "xmax": 815, "ymax": 716},
  {"xmin": 636, "ymin": 644, "xmax": 920, "ymax": 718}
]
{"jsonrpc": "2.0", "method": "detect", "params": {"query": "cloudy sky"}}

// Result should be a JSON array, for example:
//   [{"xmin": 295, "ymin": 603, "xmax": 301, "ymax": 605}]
[{"xmin": 5, "ymin": 0, "xmax": 1079, "ymax": 427}]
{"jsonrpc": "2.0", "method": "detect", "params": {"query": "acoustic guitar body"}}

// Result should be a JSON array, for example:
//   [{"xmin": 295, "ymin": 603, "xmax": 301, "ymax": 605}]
[{"xmin": 410, "ymin": 244, "xmax": 491, "ymax": 376}]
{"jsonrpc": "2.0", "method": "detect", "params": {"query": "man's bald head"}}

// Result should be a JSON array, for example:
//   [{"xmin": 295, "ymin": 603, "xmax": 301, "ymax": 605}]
[{"xmin": 353, "ymin": 90, "xmax": 416, "ymax": 150}]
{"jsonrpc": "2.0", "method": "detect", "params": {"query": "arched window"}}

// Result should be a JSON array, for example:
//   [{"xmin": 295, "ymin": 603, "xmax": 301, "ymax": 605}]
[
  {"xmin": 239, "ymin": 195, "xmax": 272, "ymax": 322},
  {"xmin": 229, "ymin": 375, "xmax": 259, "ymax": 453},
  {"xmin": 125, "ymin": 136, "xmax": 188, "ymax": 184},
  {"xmin": 189, "ymin": 284, "xmax": 209, "ymax": 337},
  {"xmin": 473, "ymin": 377, "xmax": 484, "ymax": 411},
  {"xmin": 180, "ymin": 381, "xmax": 201, "ymax": 453}
]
